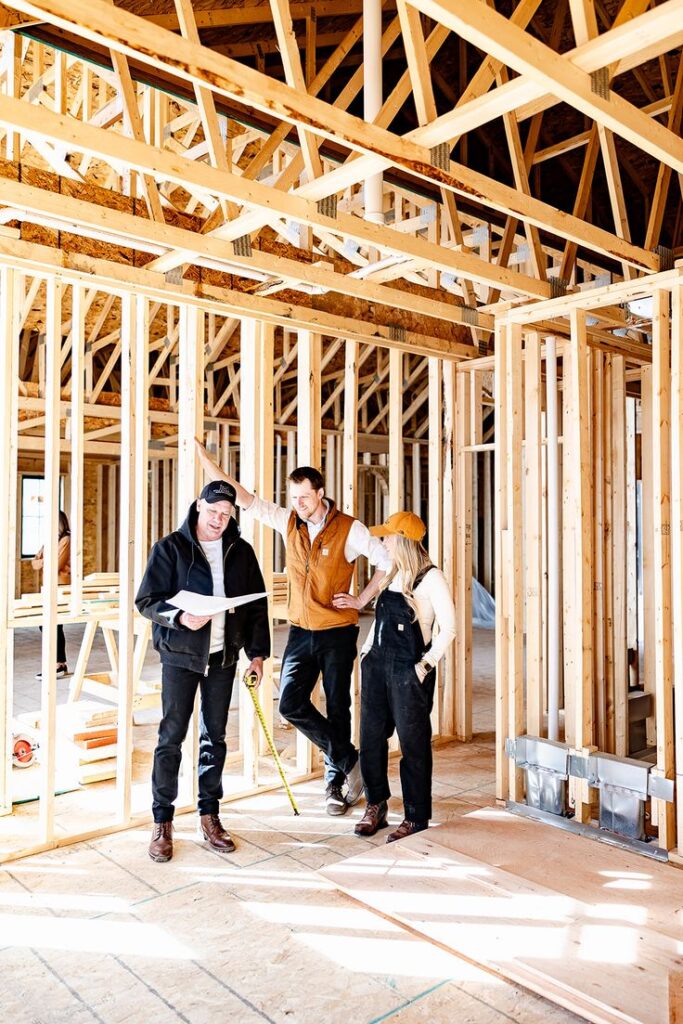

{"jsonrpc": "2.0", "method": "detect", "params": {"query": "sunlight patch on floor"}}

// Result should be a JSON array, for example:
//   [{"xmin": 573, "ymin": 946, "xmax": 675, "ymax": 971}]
[
  {"xmin": 179, "ymin": 864, "xmax": 333, "ymax": 891},
  {"xmin": 0, "ymin": 891, "xmax": 132, "ymax": 914},
  {"xmin": 585, "ymin": 902, "xmax": 647, "ymax": 925},
  {"xmin": 295, "ymin": 931, "xmax": 504, "ymax": 982},
  {"xmin": 576, "ymin": 924, "xmax": 638, "ymax": 964},
  {"xmin": 242, "ymin": 900, "xmax": 399, "ymax": 931},
  {"xmin": 0, "ymin": 912, "xmax": 198, "ymax": 958}
]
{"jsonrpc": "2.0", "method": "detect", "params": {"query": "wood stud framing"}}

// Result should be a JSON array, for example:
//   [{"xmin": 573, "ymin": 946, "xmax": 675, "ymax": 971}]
[
  {"xmin": 0, "ymin": 268, "xmax": 19, "ymax": 818},
  {"xmin": 1, "ymin": 0, "xmax": 683, "ymax": 864},
  {"xmin": 496, "ymin": 270, "xmax": 683, "ymax": 854}
]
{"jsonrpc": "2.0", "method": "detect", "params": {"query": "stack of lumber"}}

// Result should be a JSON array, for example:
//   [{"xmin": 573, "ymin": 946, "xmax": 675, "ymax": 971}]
[
  {"xmin": 70, "ymin": 724, "xmax": 118, "ymax": 785},
  {"xmin": 15, "ymin": 700, "xmax": 119, "ymax": 785},
  {"xmin": 78, "ymin": 671, "xmax": 161, "ymax": 712},
  {"xmin": 272, "ymin": 573, "xmax": 288, "ymax": 603},
  {"xmin": 13, "ymin": 572, "xmax": 120, "ymax": 624}
]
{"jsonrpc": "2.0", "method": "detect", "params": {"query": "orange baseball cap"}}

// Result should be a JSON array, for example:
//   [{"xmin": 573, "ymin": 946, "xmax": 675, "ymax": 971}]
[{"xmin": 370, "ymin": 511, "xmax": 426, "ymax": 542}]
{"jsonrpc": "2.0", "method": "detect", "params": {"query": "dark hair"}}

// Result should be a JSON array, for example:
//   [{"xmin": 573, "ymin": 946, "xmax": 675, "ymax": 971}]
[
  {"xmin": 58, "ymin": 511, "xmax": 71, "ymax": 539},
  {"xmin": 288, "ymin": 466, "xmax": 324, "ymax": 492}
]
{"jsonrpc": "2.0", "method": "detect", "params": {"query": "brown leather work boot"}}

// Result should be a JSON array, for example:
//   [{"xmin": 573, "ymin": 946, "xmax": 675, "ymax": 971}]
[
  {"xmin": 354, "ymin": 801, "xmax": 388, "ymax": 837},
  {"xmin": 149, "ymin": 821, "xmax": 173, "ymax": 862},
  {"xmin": 386, "ymin": 819, "xmax": 428, "ymax": 844},
  {"xmin": 199, "ymin": 813, "xmax": 236, "ymax": 852}
]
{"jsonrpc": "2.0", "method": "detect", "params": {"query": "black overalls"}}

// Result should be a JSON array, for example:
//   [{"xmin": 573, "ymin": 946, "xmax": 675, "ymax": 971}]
[{"xmin": 359, "ymin": 571, "xmax": 436, "ymax": 824}]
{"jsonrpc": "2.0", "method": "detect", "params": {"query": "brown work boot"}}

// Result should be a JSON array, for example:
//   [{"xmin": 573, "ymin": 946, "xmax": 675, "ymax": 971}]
[
  {"xmin": 354, "ymin": 801, "xmax": 388, "ymax": 837},
  {"xmin": 386, "ymin": 819, "xmax": 428, "ymax": 844},
  {"xmin": 149, "ymin": 821, "xmax": 173, "ymax": 862},
  {"xmin": 199, "ymin": 813, "xmax": 236, "ymax": 852}
]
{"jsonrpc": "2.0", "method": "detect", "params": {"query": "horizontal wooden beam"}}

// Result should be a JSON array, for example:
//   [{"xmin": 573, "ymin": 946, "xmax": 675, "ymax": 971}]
[
  {"xmin": 0, "ymin": 232, "xmax": 471, "ymax": 359},
  {"xmin": 0, "ymin": 169, "xmax": 488, "ymax": 338},
  {"xmin": 502, "ymin": 266, "xmax": 683, "ymax": 324},
  {"xmin": 145, "ymin": 0, "xmax": 378, "ymax": 31}
]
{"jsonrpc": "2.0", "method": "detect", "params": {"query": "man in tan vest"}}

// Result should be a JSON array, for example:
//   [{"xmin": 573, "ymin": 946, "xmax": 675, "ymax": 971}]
[{"xmin": 196, "ymin": 442, "xmax": 390, "ymax": 815}]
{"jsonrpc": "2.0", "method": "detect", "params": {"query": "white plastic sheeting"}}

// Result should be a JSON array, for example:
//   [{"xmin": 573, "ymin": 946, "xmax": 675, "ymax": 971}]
[{"xmin": 472, "ymin": 577, "xmax": 495, "ymax": 629}]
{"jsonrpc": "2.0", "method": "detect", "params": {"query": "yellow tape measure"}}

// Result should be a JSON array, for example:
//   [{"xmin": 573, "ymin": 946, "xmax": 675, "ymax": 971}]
[{"xmin": 244, "ymin": 672, "xmax": 299, "ymax": 816}]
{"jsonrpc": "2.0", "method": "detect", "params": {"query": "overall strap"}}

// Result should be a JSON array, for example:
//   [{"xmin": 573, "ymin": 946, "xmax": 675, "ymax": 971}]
[{"xmin": 413, "ymin": 564, "xmax": 435, "ymax": 590}]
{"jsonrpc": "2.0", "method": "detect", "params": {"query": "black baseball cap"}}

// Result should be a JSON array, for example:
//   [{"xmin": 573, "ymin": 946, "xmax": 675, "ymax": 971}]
[{"xmin": 199, "ymin": 480, "xmax": 237, "ymax": 505}]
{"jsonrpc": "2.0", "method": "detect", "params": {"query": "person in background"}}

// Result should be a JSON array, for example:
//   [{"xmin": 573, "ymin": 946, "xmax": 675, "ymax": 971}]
[
  {"xmin": 136, "ymin": 480, "xmax": 270, "ymax": 863},
  {"xmin": 33, "ymin": 509, "xmax": 71, "ymax": 679},
  {"xmin": 196, "ymin": 440, "xmax": 391, "ymax": 817},
  {"xmin": 341, "ymin": 511, "xmax": 455, "ymax": 843}
]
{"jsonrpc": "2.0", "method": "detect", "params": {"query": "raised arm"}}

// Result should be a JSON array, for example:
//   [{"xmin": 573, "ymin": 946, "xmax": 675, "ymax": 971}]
[
  {"xmin": 195, "ymin": 439, "xmax": 255, "ymax": 510},
  {"xmin": 196, "ymin": 439, "xmax": 290, "ymax": 539}
]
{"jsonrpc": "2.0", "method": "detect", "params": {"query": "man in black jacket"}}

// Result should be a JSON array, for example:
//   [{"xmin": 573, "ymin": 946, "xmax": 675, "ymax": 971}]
[{"xmin": 136, "ymin": 480, "xmax": 270, "ymax": 862}]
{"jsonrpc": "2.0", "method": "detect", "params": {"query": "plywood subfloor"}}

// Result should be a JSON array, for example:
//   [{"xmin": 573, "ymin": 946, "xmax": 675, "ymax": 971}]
[
  {"xmin": 1, "ymin": 625, "xmax": 580, "ymax": 1022},
  {"xmin": 321, "ymin": 808, "xmax": 683, "ymax": 1024},
  {"xmin": 0, "ymin": 741, "xmax": 587, "ymax": 1024}
]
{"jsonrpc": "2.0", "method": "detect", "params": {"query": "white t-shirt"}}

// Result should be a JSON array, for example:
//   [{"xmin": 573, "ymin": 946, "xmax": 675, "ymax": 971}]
[
  {"xmin": 199, "ymin": 538, "xmax": 225, "ymax": 654},
  {"xmin": 360, "ymin": 567, "xmax": 456, "ymax": 666},
  {"xmin": 247, "ymin": 495, "xmax": 391, "ymax": 571}
]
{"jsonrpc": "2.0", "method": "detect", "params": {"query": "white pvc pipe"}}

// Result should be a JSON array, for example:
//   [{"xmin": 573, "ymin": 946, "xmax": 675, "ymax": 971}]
[
  {"xmin": 363, "ymin": 0, "xmax": 383, "ymax": 224},
  {"xmin": 274, "ymin": 432, "xmax": 282, "ymax": 572},
  {"xmin": 412, "ymin": 440, "xmax": 421, "ymax": 514},
  {"xmin": 546, "ymin": 336, "xmax": 560, "ymax": 741}
]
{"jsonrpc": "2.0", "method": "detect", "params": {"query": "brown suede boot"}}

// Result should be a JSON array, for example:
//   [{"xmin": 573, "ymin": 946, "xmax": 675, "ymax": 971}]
[
  {"xmin": 386, "ymin": 819, "xmax": 428, "ymax": 843},
  {"xmin": 354, "ymin": 801, "xmax": 388, "ymax": 837},
  {"xmin": 199, "ymin": 814, "xmax": 236, "ymax": 852},
  {"xmin": 149, "ymin": 821, "xmax": 173, "ymax": 862}
]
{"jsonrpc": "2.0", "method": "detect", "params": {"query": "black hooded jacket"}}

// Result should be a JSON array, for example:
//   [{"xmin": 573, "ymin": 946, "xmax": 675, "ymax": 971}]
[{"xmin": 135, "ymin": 501, "xmax": 270, "ymax": 673}]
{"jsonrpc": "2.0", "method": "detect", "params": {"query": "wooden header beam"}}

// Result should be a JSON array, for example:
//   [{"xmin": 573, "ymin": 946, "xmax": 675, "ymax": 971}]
[{"xmin": 501, "ymin": 267, "xmax": 683, "ymax": 324}]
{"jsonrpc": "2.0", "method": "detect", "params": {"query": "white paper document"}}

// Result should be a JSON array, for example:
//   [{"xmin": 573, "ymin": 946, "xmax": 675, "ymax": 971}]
[{"xmin": 167, "ymin": 590, "xmax": 269, "ymax": 615}]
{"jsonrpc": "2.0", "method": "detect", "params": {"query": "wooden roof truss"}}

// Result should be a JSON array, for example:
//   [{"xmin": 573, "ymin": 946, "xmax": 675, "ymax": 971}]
[{"xmin": 0, "ymin": 0, "xmax": 680, "ymax": 437}]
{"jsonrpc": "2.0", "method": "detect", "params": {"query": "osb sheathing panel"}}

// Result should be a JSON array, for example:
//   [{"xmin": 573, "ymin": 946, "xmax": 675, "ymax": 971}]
[
  {"xmin": 83, "ymin": 460, "xmax": 101, "ymax": 576},
  {"xmin": 19, "ymin": 559, "xmax": 38, "ymax": 598}
]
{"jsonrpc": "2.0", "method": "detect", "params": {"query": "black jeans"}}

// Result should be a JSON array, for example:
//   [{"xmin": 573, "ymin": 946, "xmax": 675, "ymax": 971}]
[
  {"xmin": 38, "ymin": 625, "xmax": 66, "ymax": 664},
  {"xmin": 152, "ymin": 655, "xmax": 236, "ymax": 822},
  {"xmin": 278, "ymin": 624, "xmax": 360, "ymax": 786},
  {"xmin": 359, "ymin": 590, "xmax": 435, "ymax": 822}
]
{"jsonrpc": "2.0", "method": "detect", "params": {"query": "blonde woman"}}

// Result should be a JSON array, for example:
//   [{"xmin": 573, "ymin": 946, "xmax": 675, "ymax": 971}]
[{"xmin": 335, "ymin": 511, "xmax": 455, "ymax": 842}]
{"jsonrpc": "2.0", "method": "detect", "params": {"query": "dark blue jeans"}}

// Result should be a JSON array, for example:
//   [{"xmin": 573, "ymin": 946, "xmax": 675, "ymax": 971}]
[
  {"xmin": 152, "ymin": 656, "xmax": 236, "ymax": 822},
  {"xmin": 278, "ymin": 624, "xmax": 360, "ymax": 786}
]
